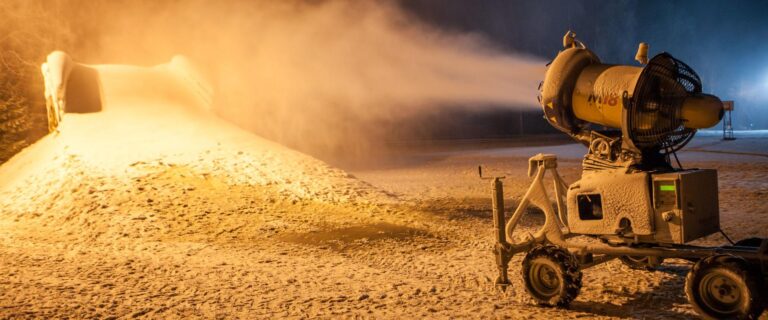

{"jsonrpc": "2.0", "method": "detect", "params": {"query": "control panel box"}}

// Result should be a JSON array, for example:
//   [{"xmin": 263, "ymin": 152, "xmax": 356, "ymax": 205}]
[{"xmin": 651, "ymin": 169, "xmax": 719, "ymax": 244}]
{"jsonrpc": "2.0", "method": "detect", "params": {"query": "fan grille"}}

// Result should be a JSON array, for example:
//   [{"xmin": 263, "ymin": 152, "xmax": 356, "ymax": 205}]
[{"xmin": 628, "ymin": 53, "xmax": 701, "ymax": 152}]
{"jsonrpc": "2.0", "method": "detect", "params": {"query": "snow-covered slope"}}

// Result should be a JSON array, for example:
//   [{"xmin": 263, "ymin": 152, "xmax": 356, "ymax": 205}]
[{"xmin": 0, "ymin": 60, "xmax": 394, "ymax": 243}]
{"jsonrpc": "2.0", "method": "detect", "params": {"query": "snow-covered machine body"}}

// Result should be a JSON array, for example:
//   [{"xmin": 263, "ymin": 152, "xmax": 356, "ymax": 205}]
[
  {"xmin": 566, "ymin": 169, "xmax": 720, "ymax": 245},
  {"xmin": 486, "ymin": 31, "xmax": 768, "ymax": 319}
]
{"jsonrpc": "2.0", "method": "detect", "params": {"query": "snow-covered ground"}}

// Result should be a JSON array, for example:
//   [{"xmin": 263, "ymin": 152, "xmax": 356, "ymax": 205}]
[{"xmin": 1, "ymin": 62, "xmax": 767, "ymax": 319}]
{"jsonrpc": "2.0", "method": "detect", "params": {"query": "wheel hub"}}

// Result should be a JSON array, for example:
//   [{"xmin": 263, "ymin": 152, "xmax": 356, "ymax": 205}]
[
  {"xmin": 700, "ymin": 272, "xmax": 741, "ymax": 313},
  {"xmin": 531, "ymin": 263, "xmax": 560, "ymax": 296}
]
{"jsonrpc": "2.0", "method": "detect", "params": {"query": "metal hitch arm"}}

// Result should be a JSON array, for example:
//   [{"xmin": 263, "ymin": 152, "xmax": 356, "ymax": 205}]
[{"xmin": 481, "ymin": 154, "xmax": 570, "ymax": 290}]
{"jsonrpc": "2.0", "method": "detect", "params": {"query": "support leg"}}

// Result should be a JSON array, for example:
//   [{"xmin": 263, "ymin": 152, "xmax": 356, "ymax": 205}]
[{"xmin": 492, "ymin": 178, "xmax": 512, "ymax": 289}]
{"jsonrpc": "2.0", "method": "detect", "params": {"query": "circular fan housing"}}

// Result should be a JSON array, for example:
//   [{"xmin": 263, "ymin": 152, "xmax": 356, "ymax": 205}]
[{"xmin": 627, "ymin": 53, "xmax": 701, "ymax": 152}]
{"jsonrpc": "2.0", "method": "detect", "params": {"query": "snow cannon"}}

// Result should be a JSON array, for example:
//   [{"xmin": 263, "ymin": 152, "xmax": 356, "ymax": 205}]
[
  {"xmin": 41, "ymin": 51, "xmax": 104, "ymax": 132},
  {"xmin": 540, "ymin": 31, "xmax": 723, "ymax": 168},
  {"xmin": 485, "ymin": 31, "xmax": 768, "ymax": 320},
  {"xmin": 40, "ymin": 52, "xmax": 214, "ymax": 133}
]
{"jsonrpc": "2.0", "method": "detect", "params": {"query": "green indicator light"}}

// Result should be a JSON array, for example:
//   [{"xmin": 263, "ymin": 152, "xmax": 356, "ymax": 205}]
[{"xmin": 659, "ymin": 185, "xmax": 676, "ymax": 192}]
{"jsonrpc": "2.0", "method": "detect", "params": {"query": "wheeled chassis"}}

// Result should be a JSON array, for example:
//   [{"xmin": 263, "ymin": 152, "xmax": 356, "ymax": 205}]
[{"xmin": 488, "ymin": 154, "xmax": 768, "ymax": 288}]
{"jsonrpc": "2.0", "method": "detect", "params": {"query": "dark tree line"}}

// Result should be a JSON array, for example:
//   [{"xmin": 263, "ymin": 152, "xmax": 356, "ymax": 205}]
[{"xmin": 0, "ymin": 1, "xmax": 75, "ymax": 163}]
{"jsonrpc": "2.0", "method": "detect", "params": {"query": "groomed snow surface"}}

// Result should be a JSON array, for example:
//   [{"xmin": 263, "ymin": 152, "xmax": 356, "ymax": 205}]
[{"xmin": 1, "ymin": 63, "xmax": 767, "ymax": 318}]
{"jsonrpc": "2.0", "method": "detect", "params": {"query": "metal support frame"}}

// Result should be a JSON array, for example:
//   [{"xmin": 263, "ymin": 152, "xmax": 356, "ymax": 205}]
[
  {"xmin": 488, "ymin": 153, "xmax": 768, "ymax": 288},
  {"xmin": 489, "ymin": 153, "xmax": 571, "ymax": 287}
]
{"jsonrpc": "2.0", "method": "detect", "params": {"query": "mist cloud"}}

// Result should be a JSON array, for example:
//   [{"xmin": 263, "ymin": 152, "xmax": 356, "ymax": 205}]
[{"xmin": 67, "ymin": 0, "xmax": 546, "ymax": 159}]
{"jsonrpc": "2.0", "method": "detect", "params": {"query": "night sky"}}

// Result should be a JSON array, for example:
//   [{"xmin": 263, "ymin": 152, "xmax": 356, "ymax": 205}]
[{"xmin": 401, "ymin": 0, "xmax": 768, "ymax": 130}]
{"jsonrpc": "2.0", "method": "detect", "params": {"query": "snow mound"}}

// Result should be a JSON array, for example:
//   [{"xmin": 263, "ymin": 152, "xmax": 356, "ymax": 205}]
[{"xmin": 0, "ymin": 59, "xmax": 395, "ymax": 242}]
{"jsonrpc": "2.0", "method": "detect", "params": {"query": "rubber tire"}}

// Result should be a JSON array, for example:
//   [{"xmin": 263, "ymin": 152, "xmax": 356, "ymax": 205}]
[
  {"xmin": 522, "ymin": 245, "xmax": 582, "ymax": 307},
  {"xmin": 619, "ymin": 255, "xmax": 664, "ymax": 271},
  {"xmin": 685, "ymin": 254, "xmax": 765, "ymax": 320}
]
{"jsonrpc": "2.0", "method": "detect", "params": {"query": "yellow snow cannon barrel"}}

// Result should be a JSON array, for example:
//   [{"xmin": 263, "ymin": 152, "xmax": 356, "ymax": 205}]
[
  {"xmin": 570, "ymin": 65, "xmax": 723, "ymax": 130},
  {"xmin": 571, "ymin": 64, "xmax": 643, "ymax": 129},
  {"xmin": 539, "ymin": 31, "xmax": 723, "ymax": 151}
]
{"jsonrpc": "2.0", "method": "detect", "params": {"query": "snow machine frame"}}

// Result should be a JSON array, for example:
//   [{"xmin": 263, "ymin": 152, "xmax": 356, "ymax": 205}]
[
  {"xmin": 483, "ymin": 31, "xmax": 767, "ymax": 318},
  {"xmin": 484, "ymin": 154, "xmax": 768, "ymax": 318}
]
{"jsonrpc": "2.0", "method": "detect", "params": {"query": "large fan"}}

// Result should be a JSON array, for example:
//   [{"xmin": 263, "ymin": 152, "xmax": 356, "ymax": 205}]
[{"xmin": 629, "ymin": 53, "xmax": 709, "ymax": 152}]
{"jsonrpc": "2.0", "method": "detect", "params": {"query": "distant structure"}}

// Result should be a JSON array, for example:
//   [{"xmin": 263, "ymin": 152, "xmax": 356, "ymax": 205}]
[{"xmin": 722, "ymin": 100, "xmax": 735, "ymax": 140}]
